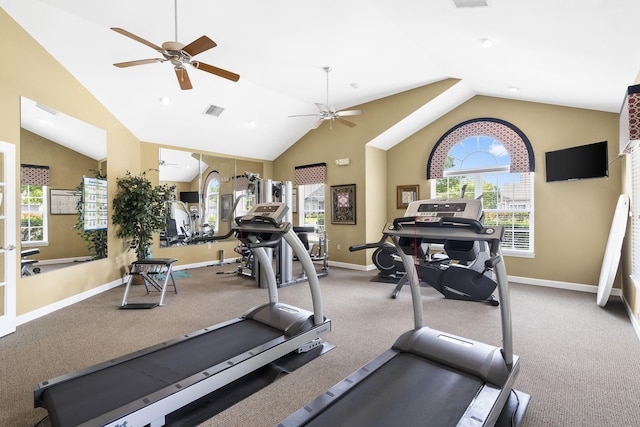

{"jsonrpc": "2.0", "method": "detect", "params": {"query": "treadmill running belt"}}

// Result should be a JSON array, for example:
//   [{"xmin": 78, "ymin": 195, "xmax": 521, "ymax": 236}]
[
  {"xmin": 42, "ymin": 320, "xmax": 282, "ymax": 427},
  {"xmin": 306, "ymin": 352, "xmax": 483, "ymax": 427}
]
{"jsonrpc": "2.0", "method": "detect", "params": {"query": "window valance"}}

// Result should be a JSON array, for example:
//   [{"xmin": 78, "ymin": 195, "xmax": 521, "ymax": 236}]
[
  {"xmin": 232, "ymin": 175, "xmax": 249, "ymax": 192},
  {"xmin": 294, "ymin": 163, "xmax": 327, "ymax": 185},
  {"xmin": 427, "ymin": 118, "xmax": 535, "ymax": 179},
  {"xmin": 21, "ymin": 164, "xmax": 50, "ymax": 186}
]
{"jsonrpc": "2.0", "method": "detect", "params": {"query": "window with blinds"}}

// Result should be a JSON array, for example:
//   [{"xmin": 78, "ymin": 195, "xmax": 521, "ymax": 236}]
[{"xmin": 631, "ymin": 142, "xmax": 640, "ymax": 287}]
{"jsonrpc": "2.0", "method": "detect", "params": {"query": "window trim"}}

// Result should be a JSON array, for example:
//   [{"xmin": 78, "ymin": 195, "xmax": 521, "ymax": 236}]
[
  {"xmin": 427, "ymin": 118, "xmax": 536, "ymax": 258},
  {"xmin": 20, "ymin": 184, "xmax": 49, "ymax": 246}
]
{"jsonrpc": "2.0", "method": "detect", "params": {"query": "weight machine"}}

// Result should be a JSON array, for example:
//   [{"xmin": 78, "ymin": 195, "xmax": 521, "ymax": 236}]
[{"xmin": 234, "ymin": 173, "xmax": 328, "ymax": 287}]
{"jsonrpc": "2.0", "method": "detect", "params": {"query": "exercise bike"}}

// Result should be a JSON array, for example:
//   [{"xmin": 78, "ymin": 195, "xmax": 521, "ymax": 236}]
[{"xmin": 350, "ymin": 198, "xmax": 499, "ymax": 306}]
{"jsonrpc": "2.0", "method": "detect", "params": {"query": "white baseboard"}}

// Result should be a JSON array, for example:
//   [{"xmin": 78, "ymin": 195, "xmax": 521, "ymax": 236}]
[
  {"xmin": 508, "ymin": 275, "xmax": 622, "ymax": 296},
  {"xmin": 621, "ymin": 294, "xmax": 640, "ymax": 342},
  {"xmin": 17, "ymin": 277, "xmax": 125, "ymax": 326},
  {"xmin": 327, "ymin": 260, "xmax": 371, "ymax": 271}
]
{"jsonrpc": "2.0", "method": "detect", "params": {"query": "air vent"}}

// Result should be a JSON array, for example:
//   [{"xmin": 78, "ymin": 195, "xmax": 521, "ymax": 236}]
[
  {"xmin": 452, "ymin": 0, "xmax": 488, "ymax": 8},
  {"xmin": 203, "ymin": 104, "xmax": 225, "ymax": 117}
]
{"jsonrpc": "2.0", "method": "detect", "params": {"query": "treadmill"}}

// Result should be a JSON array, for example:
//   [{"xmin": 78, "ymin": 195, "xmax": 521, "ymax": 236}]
[
  {"xmin": 278, "ymin": 199, "xmax": 529, "ymax": 427},
  {"xmin": 34, "ymin": 202, "xmax": 331, "ymax": 427}
]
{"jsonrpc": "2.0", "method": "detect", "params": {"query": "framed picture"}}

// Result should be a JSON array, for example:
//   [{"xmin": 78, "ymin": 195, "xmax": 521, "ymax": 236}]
[
  {"xmin": 397, "ymin": 185, "xmax": 419, "ymax": 210},
  {"xmin": 331, "ymin": 184, "xmax": 356, "ymax": 224},
  {"xmin": 50, "ymin": 189, "xmax": 81, "ymax": 215},
  {"xmin": 221, "ymin": 194, "xmax": 233, "ymax": 220}
]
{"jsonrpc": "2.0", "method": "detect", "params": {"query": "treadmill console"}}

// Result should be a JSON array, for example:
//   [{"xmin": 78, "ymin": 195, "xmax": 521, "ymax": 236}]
[
  {"xmin": 404, "ymin": 199, "xmax": 482, "ymax": 224},
  {"xmin": 238, "ymin": 202, "xmax": 289, "ymax": 224}
]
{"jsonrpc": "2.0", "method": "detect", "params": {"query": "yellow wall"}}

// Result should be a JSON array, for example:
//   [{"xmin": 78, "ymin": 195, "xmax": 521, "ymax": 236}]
[
  {"xmin": 1, "ymin": 5, "xmax": 630, "ymax": 321},
  {"xmin": 273, "ymin": 79, "xmax": 460, "ymax": 265},
  {"xmin": 1, "ymin": 8, "xmax": 140, "ymax": 315},
  {"xmin": 275, "ymin": 79, "xmax": 620, "ymax": 290},
  {"xmin": 1, "ymin": 10, "xmax": 269, "ymax": 317},
  {"xmin": 387, "ymin": 96, "xmax": 620, "ymax": 287}
]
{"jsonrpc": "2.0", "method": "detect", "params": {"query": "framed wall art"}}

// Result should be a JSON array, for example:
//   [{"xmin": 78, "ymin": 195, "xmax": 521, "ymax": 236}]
[
  {"xmin": 397, "ymin": 184, "xmax": 419, "ymax": 210},
  {"xmin": 331, "ymin": 184, "xmax": 356, "ymax": 224},
  {"xmin": 221, "ymin": 194, "xmax": 233, "ymax": 220}
]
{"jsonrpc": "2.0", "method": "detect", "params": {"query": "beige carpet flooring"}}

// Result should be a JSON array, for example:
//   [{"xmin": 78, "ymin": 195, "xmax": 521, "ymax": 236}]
[{"xmin": 1, "ymin": 263, "xmax": 639, "ymax": 426}]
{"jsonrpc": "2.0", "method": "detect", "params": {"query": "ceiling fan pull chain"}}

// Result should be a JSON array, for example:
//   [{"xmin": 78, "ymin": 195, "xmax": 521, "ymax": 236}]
[
  {"xmin": 325, "ymin": 66, "xmax": 331, "ymax": 106},
  {"xmin": 174, "ymin": 0, "xmax": 179, "ymax": 42}
]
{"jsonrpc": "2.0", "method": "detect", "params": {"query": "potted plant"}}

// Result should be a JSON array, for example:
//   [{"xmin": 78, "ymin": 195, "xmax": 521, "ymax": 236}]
[{"xmin": 112, "ymin": 170, "xmax": 175, "ymax": 260}]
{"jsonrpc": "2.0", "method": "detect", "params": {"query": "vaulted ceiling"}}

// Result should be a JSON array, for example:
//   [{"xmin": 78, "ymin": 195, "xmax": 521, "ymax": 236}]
[{"xmin": 3, "ymin": 0, "xmax": 638, "ymax": 161}]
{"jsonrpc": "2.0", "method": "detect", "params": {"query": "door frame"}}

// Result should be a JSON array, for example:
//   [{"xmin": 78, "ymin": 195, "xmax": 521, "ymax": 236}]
[{"xmin": 0, "ymin": 141, "xmax": 17, "ymax": 338}]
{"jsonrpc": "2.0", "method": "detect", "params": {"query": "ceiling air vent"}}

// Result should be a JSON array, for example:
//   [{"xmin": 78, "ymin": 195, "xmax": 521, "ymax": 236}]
[
  {"xmin": 452, "ymin": 0, "xmax": 489, "ymax": 8},
  {"xmin": 203, "ymin": 104, "xmax": 225, "ymax": 118}
]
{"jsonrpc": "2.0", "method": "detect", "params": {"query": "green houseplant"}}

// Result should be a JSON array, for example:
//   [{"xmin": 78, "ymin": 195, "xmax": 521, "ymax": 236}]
[
  {"xmin": 73, "ymin": 169, "xmax": 108, "ymax": 260},
  {"xmin": 112, "ymin": 170, "xmax": 175, "ymax": 260}
]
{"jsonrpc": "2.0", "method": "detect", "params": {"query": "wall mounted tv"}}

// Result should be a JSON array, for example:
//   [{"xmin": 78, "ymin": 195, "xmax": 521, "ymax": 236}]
[
  {"xmin": 179, "ymin": 191, "xmax": 199, "ymax": 203},
  {"xmin": 545, "ymin": 141, "xmax": 608, "ymax": 182}
]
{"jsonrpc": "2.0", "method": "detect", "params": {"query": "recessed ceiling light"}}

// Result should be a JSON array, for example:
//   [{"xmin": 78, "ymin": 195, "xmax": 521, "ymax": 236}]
[
  {"xmin": 481, "ymin": 38, "xmax": 495, "ymax": 48},
  {"xmin": 160, "ymin": 96, "xmax": 171, "ymax": 105},
  {"xmin": 508, "ymin": 86, "xmax": 520, "ymax": 93},
  {"xmin": 246, "ymin": 120, "xmax": 257, "ymax": 128}
]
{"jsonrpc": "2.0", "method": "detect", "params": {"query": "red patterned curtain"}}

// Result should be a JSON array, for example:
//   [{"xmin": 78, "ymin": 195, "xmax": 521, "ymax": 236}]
[
  {"xmin": 232, "ymin": 175, "xmax": 249, "ymax": 192},
  {"xmin": 21, "ymin": 164, "xmax": 50, "ymax": 186},
  {"xmin": 294, "ymin": 163, "xmax": 327, "ymax": 185},
  {"xmin": 427, "ymin": 118, "xmax": 534, "ymax": 179}
]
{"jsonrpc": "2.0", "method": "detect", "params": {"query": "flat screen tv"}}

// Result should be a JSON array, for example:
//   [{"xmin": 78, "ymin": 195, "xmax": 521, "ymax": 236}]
[
  {"xmin": 545, "ymin": 141, "xmax": 608, "ymax": 182},
  {"xmin": 179, "ymin": 191, "xmax": 199, "ymax": 203}
]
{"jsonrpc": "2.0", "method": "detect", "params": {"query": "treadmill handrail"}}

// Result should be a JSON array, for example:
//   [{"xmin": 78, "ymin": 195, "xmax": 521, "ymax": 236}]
[
  {"xmin": 387, "ymin": 217, "xmax": 514, "ymax": 368},
  {"xmin": 349, "ymin": 233, "xmax": 390, "ymax": 252}
]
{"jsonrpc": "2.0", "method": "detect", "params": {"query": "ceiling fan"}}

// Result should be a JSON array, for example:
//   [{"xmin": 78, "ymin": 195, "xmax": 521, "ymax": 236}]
[
  {"xmin": 289, "ymin": 67, "xmax": 364, "ymax": 129},
  {"xmin": 159, "ymin": 159, "xmax": 179, "ymax": 168},
  {"xmin": 110, "ymin": 0, "xmax": 239, "ymax": 90}
]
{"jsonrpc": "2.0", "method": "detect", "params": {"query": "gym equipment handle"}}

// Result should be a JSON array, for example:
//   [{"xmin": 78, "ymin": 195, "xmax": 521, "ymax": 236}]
[
  {"xmin": 440, "ymin": 216, "xmax": 484, "ymax": 232},
  {"xmin": 236, "ymin": 215, "xmax": 281, "ymax": 227},
  {"xmin": 392, "ymin": 216, "xmax": 484, "ymax": 232},
  {"xmin": 349, "ymin": 234, "xmax": 389, "ymax": 252}
]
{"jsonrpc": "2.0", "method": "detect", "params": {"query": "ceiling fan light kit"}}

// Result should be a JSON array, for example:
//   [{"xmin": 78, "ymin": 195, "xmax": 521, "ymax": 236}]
[
  {"xmin": 289, "ymin": 66, "xmax": 364, "ymax": 129},
  {"xmin": 110, "ymin": 1, "xmax": 239, "ymax": 90}
]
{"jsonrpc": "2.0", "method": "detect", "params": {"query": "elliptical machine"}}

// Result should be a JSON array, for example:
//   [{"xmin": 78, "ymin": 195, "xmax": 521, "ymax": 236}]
[
  {"xmin": 350, "ymin": 198, "xmax": 499, "ymax": 305},
  {"xmin": 349, "ymin": 235, "xmax": 409, "ymax": 283}
]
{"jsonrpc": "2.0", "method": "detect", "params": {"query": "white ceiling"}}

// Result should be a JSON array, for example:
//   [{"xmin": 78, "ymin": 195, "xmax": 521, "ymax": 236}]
[{"xmin": 3, "ymin": 0, "xmax": 639, "ymax": 161}]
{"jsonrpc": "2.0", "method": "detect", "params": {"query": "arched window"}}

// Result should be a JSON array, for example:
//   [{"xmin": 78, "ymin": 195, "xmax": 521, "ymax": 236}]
[
  {"xmin": 428, "ymin": 118, "xmax": 535, "ymax": 255},
  {"xmin": 203, "ymin": 171, "xmax": 220, "ymax": 232}
]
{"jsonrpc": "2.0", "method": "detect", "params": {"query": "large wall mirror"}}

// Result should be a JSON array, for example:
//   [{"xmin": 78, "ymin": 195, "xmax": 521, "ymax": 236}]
[
  {"xmin": 158, "ymin": 147, "xmax": 263, "ymax": 247},
  {"xmin": 20, "ymin": 96, "xmax": 107, "ymax": 276}
]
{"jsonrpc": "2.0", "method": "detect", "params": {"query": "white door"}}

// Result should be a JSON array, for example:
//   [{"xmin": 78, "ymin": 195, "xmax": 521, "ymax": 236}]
[{"xmin": 0, "ymin": 141, "xmax": 17, "ymax": 338}]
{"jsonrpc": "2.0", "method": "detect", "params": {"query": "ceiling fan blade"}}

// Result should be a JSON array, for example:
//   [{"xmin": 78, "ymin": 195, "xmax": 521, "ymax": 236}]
[
  {"xmin": 311, "ymin": 118, "xmax": 325, "ymax": 129},
  {"xmin": 336, "ymin": 117, "xmax": 357, "ymax": 128},
  {"xmin": 111, "ymin": 27, "xmax": 163, "ymax": 51},
  {"xmin": 113, "ymin": 58, "xmax": 163, "ymax": 68},
  {"xmin": 337, "ymin": 109, "xmax": 364, "ymax": 117},
  {"xmin": 194, "ymin": 62, "xmax": 240, "ymax": 82},
  {"xmin": 175, "ymin": 67, "xmax": 193, "ymax": 90},
  {"xmin": 183, "ymin": 36, "xmax": 217, "ymax": 57},
  {"xmin": 288, "ymin": 113, "xmax": 321, "ymax": 118}
]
